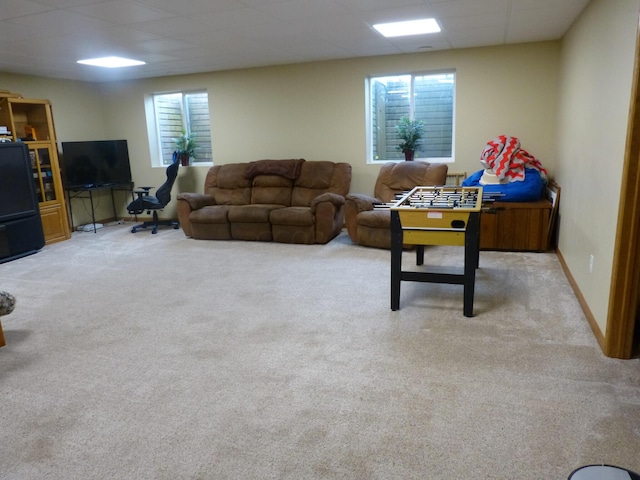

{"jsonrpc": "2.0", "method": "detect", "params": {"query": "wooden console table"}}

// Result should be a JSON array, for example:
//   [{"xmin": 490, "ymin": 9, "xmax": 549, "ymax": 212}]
[{"xmin": 480, "ymin": 199, "xmax": 553, "ymax": 252}]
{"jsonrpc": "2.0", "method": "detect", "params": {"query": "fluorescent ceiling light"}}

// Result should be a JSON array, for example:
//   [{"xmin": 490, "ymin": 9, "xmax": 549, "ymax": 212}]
[
  {"xmin": 77, "ymin": 56, "xmax": 145, "ymax": 68},
  {"xmin": 373, "ymin": 18, "xmax": 441, "ymax": 38}
]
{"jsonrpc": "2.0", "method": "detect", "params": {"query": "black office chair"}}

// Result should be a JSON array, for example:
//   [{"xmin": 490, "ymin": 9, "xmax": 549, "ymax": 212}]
[{"xmin": 127, "ymin": 161, "xmax": 180, "ymax": 234}]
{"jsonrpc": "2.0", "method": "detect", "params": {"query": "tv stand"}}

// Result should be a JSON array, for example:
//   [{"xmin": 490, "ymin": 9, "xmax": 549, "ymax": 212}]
[{"xmin": 65, "ymin": 183, "xmax": 133, "ymax": 233}]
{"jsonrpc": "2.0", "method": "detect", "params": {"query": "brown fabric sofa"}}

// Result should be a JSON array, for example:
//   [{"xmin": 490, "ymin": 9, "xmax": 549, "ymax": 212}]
[
  {"xmin": 177, "ymin": 159, "xmax": 352, "ymax": 244},
  {"xmin": 345, "ymin": 161, "xmax": 448, "ymax": 249}
]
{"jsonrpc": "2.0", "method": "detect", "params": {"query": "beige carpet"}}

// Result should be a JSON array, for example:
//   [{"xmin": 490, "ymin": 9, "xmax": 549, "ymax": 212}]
[{"xmin": 1, "ymin": 224, "xmax": 639, "ymax": 480}]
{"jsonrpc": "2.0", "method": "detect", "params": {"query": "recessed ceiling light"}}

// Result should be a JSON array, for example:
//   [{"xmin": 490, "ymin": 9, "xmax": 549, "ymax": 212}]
[
  {"xmin": 77, "ymin": 56, "xmax": 146, "ymax": 68},
  {"xmin": 373, "ymin": 18, "xmax": 441, "ymax": 38}
]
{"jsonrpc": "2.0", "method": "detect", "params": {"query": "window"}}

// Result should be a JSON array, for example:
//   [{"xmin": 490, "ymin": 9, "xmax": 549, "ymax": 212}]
[
  {"xmin": 151, "ymin": 91, "xmax": 213, "ymax": 166},
  {"xmin": 367, "ymin": 71, "xmax": 455, "ymax": 163}
]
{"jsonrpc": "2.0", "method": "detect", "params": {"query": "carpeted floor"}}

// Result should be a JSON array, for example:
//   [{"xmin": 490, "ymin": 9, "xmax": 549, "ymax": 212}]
[{"xmin": 1, "ymin": 224, "xmax": 639, "ymax": 480}]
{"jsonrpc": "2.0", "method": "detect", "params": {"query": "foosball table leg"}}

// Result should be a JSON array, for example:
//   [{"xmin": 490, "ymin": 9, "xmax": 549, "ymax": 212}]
[
  {"xmin": 390, "ymin": 211, "xmax": 403, "ymax": 311},
  {"xmin": 463, "ymin": 212, "xmax": 480, "ymax": 317}
]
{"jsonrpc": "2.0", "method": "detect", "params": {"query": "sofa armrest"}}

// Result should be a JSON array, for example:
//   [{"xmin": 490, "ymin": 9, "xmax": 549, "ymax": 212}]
[
  {"xmin": 310, "ymin": 192, "xmax": 345, "ymax": 213},
  {"xmin": 344, "ymin": 193, "xmax": 382, "ymax": 244},
  {"xmin": 176, "ymin": 193, "xmax": 216, "ymax": 211},
  {"xmin": 311, "ymin": 193, "xmax": 347, "ymax": 243},
  {"xmin": 345, "ymin": 193, "xmax": 379, "ymax": 213},
  {"xmin": 176, "ymin": 193, "xmax": 216, "ymax": 238}
]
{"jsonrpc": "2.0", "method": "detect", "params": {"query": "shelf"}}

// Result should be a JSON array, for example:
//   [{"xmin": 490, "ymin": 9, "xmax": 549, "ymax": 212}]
[{"xmin": 1, "ymin": 94, "xmax": 69, "ymax": 244}]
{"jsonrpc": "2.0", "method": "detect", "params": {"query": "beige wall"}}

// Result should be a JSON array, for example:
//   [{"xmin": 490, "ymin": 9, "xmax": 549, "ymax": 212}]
[
  {"xmin": 556, "ymin": 0, "xmax": 638, "ymax": 333},
  {"xmin": 0, "ymin": 74, "xmax": 105, "ymax": 143},
  {"xmin": 1, "ymin": 42, "xmax": 560, "ymax": 231},
  {"xmin": 90, "ymin": 41, "xmax": 560, "ymax": 223}
]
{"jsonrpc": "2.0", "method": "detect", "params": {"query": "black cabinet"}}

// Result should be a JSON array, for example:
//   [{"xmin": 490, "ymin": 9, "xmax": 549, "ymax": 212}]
[{"xmin": 0, "ymin": 142, "xmax": 45, "ymax": 263}]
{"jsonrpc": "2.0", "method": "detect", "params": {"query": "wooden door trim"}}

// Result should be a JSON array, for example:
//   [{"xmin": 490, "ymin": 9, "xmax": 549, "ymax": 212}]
[{"xmin": 606, "ymin": 18, "xmax": 640, "ymax": 359}]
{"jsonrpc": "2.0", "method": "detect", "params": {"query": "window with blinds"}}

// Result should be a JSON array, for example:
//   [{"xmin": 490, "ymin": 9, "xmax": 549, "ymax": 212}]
[
  {"xmin": 153, "ymin": 91, "xmax": 213, "ymax": 165},
  {"xmin": 367, "ymin": 71, "xmax": 455, "ymax": 163}
]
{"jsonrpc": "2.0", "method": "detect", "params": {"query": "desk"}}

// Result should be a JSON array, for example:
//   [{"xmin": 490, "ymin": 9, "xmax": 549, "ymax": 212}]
[
  {"xmin": 390, "ymin": 186, "xmax": 482, "ymax": 317},
  {"xmin": 65, "ymin": 183, "xmax": 133, "ymax": 233}
]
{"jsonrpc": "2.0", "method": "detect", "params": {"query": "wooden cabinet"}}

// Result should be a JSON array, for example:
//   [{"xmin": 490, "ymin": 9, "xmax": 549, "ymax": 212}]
[
  {"xmin": 0, "ymin": 93, "xmax": 70, "ymax": 244},
  {"xmin": 480, "ymin": 200, "xmax": 552, "ymax": 252}
]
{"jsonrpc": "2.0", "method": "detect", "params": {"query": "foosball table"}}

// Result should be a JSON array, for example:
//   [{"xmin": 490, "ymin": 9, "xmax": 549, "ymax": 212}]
[{"xmin": 390, "ymin": 186, "xmax": 483, "ymax": 317}]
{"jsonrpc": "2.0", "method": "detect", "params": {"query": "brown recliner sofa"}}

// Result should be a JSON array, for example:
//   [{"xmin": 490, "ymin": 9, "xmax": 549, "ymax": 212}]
[
  {"xmin": 345, "ymin": 161, "xmax": 448, "ymax": 248},
  {"xmin": 177, "ymin": 159, "xmax": 352, "ymax": 244}
]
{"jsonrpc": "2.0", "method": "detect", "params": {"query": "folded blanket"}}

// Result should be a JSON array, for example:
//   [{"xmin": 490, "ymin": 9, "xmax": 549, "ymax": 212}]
[
  {"xmin": 480, "ymin": 136, "xmax": 547, "ymax": 182},
  {"xmin": 244, "ymin": 159, "xmax": 305, "ymax": 180}
]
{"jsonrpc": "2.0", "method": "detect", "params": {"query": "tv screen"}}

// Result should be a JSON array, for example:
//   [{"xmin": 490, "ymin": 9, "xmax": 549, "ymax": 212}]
[
  {"xmin": 0, "ymin": 142, "xmax": 39, "ymax": 222},
  {"xmin": 61, "ymin": 140, "xmax": 132, "ymax": 188}
]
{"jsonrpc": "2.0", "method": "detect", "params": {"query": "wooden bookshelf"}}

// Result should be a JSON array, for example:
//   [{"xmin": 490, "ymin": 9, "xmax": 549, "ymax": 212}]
[{"xmin": 0, "ymin": 93, "xmax": 70, "ymax": 244}]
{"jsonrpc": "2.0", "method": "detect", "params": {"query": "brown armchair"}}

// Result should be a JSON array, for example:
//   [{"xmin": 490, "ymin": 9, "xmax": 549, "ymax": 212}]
[{"xmin": 345, "ymin": 161, "xmax": 448, "ymax": 248}]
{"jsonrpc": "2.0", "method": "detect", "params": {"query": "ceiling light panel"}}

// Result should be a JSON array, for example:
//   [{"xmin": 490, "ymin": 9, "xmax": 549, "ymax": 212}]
[
  {"xmin": 373, "ymin": 18, "xmax": 441, "ymax": 38},
  {"xmin": 77, "ymin": 56, "xmax": 145, "ymax": 68}
]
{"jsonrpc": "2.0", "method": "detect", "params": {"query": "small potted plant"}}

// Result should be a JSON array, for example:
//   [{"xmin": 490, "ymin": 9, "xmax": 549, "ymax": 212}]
[
  {"xmin": 173, "ymin": 129, "xmax": 198, "ymax": 166},
  {"xmin": 395, "ymin": 117, "xmax": 425, "ymax": 161}
]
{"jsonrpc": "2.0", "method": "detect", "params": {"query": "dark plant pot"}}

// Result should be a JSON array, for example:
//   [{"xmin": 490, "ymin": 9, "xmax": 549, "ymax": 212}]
[
  {"xmin": 180, "ymin": 153, "xmax": 190, "ymax": 166},
  {"xmin": 404, "ymin": 150, "xmax": 415, "ymax": 161}
]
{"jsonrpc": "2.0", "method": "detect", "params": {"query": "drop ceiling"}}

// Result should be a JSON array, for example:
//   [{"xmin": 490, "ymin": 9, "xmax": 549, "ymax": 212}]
[{"xmin": 0, "ymin": 0, "xmax": 591, "ymax": 83}]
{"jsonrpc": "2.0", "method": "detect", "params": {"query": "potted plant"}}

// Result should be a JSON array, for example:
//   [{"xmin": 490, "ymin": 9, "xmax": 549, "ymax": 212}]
[
  {"xmin": 395, "ymin": 117, "xmax": 425, "ymax": 161},
  {"xmin": 173, "ymin": 129, "xmax": 198, "ymax": 166}
]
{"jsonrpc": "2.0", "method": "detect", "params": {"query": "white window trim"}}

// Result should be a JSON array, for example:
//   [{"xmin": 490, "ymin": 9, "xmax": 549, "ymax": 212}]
[
  {"xmin": 145, "ymin": 90, "xmax": 214, "ymax": 168},
  {"xmin": 366, "ymin": 70, "xmax": 456, "ymax": 165}
]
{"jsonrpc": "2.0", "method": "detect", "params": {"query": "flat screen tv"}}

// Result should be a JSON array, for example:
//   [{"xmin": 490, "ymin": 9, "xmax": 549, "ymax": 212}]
[
  {"xmin": 61, "ymin": 140, "xmax": 132, "ymax": 188},
  {"xmin": 0, "ymin": 142, "xmax": 40, "ymax": 222}
]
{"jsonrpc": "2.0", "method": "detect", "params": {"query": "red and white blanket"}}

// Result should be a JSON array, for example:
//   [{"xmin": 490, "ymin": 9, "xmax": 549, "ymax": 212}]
[{"xmin": 480, "ymin": 135, "xmax": 547, "ymax": 182}]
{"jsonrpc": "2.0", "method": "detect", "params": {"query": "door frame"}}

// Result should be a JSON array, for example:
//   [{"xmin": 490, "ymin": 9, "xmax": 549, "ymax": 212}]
[{"xmin": 606, "ymin": 18, "xmax": 640, "ymax": 359}]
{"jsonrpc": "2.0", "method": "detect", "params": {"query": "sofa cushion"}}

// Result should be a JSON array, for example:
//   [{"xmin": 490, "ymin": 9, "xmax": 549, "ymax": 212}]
[
  {"xmin": 292, "ymin": 161, "xmax": 350, "ymax": 207},
  {"xmin": 205, "ymin": 163, "xmax": 252, "ymax": 205},
  {"xmin": 270, "ymin": 206, "xmax": 314, "ymax": 226},
  {"xmin": 375, "ymin": 162, "xmax": 448, "ymax": 203},
  {"xmin": 228, "ymin": 204, "xmax": 285, "ymax": 223},
  {"xmin": 244, "ymin": 158, "xmax": 305, "ymax": 180},
  {"xmin": 250, "ymin": 175, "xmax": 294, "ymax": 206},
  {"xmin": 356, "ymin": 209, "xmax": 391, "ymax": 229},
  {"xmin": 190, "ymin": 205, "xmax": 232, "ymax": 224}
]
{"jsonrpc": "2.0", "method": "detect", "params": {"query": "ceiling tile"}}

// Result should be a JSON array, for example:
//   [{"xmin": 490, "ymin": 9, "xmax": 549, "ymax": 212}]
[
  {"xmin": 137, "ymin": 37, "xmax": 195, "ymax": 53},
  {"xmin": 137, "ymin": 0, "xmax": 246, "ymax": 15},
  {"xmin": 0, "ymin": 0, "xmax": 54, "ymax": 20},
  {"xmin": 7, "ymin": 9, "xmax": 112, "ymax": 33},
  {"xmin": 69, "ymin": 0, "xmax": 175, "ymax": 25},
  {"xmin": 0, "ymin": 0, "xmax": 590, "ymax": 82},
  {"xmin": 427, "ymin": 0, "xmax": 509, "ymax": 18}
]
